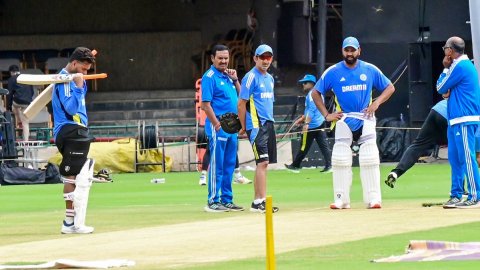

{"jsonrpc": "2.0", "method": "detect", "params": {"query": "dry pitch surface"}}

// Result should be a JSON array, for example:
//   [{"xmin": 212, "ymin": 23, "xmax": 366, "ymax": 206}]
[{"xmin": 1, "ymin": 202, "xmax": 479, "ymax": 269}]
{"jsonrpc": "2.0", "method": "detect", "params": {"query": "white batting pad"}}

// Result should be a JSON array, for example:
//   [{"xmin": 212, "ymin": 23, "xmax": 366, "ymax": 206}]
[
  {"xmin": 74, "ymin": 159, "xmax": 95, "ymax": 228},
  {"xmin": 332, "ymin": 142, "xmax": 353, "ymax": 205},
  {"xmin": 334, "ymin": 120, "xmax": 353, "ymax": 146},
  {"xmin": 359, "ymin": 140, "xmax": 381, "ymax": 206}
]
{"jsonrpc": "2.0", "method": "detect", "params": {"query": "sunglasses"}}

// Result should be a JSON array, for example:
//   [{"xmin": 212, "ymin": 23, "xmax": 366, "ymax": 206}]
[
  {"xmin": 442, "ymin": 46, "xmax": 451, "ymax": 51},
  {"xmin": 257, "ymin": 54, "xmax": 273, "ymax": 61}
]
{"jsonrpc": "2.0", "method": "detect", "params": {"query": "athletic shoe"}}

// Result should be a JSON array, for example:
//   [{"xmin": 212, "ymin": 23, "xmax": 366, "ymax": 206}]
[
  {"xmin": 61, "ymin": 221, "xmax": 94, "ymax": 234},
  {"xmin": 329, "ymin": 201, "xmax": 351, "ymax": 210},
  {"xmin": 222, "ymin": 202, "xmax": 245, "ymax": 211},
  {"xmin": 455, "ymin": 199, "xmax": 480, "ymax": 208},
  {"xmin": 443, "ymin": 197, "xmax": 461, "ymax": 209},
  {"xmin": 250, "ymin": 201, "xmax": 279, "ymax": 213},
  {"xmin": 204, "ymin": 202, "xmax": 229, "ymax": 212},
  {"xmin": 199, "ymin": 175, "xmax": 206, "ymax": 186},
  {"xmin": 233, "ymin": 175, "xmax": 252, "ymax": 184},
  {"xmin": 367, "ymin": 201, "xmax": 382, "ymax": 209},
  {"xmin": 284, "ymin": 164, "xmax": 300, "ymax": 173},
  {"xmin": 320, "ymin": 166, "xmax": 332, "ymax": 173},
  {"xmin": 385, "ymin": 172, "xmax": 397, "ymax": 188}
]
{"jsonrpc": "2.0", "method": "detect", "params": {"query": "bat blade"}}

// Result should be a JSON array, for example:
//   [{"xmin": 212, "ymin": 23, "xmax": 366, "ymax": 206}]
[
  {"xmin": 17, "ymin": 73, "xmax": 108, "ymax": 85},
  {"xmin": 24, "ymin": 84, "xmax": 54, "ymax": 120}
]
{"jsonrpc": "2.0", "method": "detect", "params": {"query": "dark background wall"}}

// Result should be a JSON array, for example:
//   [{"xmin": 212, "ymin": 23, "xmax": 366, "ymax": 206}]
[
  {"xmin": 0, "ymin": 0, "xmax": 474, "ymax": 125},
  {"xmin": 343, "ymin": 0, "xmax": 472, "ymax": 124},
  {"xmin": 0, "ymin": 0, "xmax": 251, "ymax": 90}
]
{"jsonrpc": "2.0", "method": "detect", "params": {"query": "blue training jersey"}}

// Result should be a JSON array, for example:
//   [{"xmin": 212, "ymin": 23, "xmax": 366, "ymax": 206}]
[
  {"xmin": 436, "ymin": 55, "xmax": 480, "ymax": 126},
  {"xmin": 52, "ymin": 68, "xmax": 88, "ymax": 140},
  {"xmin": 432, "ymin": 99, "xmax": 448, "ymax": 120},
  {"xmin": 314, "ymin": 60, "xmax": 391, "ymax": 131},
  {"xmin": 239, "ymin": 67, "xmax": 275, "ymax": 130},
  {"xmin": 305, "ymin": 90, "xmax": 325, "ymax": 129},
  {"xmin": 201, "ymin": 65, "xmax": 238, "ymax": 117}
]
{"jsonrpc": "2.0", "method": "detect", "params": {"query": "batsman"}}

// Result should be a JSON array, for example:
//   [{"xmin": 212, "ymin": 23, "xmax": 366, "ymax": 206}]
[
  {"xmin": 311, "ymin": 37, "xmax": 395, "ymax": 209},
  {"xmin": 54, "ymin": 47, "xmax": 96, "ymax": 234}
]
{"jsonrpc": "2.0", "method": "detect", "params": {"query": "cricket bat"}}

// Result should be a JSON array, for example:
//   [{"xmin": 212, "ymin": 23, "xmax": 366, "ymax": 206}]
[
  {"xmin": 23, "ymin": 73, "xmax": 108, "ymax": 120},
  {"xmin": 17, "ymin": 73, "xmax": 107, "ymax": 85}
]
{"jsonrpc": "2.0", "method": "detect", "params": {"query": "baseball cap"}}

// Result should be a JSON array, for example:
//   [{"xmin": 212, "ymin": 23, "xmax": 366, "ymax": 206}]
[
  {"xmin": 342, "ymin": 36, "xmax": 360, "ymax": 50},
  {"xmin": 255, "ymin": 44, "xmax": 273, "ymax": 56},
  {"xmin": 298, "ymin": 74, "xmax": 316, "ymax": 84},
  {"xmin": 70, "ymin": 47, "xmax": 95, "ymax": 63},
  {"xmin": 8, "ymin": 65, "xmax": 19, "ymax": 72}
]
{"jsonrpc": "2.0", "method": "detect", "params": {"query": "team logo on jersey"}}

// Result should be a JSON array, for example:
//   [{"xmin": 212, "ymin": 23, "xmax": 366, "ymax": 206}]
[
  {"xmin": 341, "ymin": 84, "xmax": 367, "ymax": 92},
  {"xmin": 456, "ymin": 132, "xmax": 460, "ymax": 136},
  {"xmin": 360, "ymin": 74, "xmax": 367, "ymax": 81},
  {"xmin": 340, "ymin": 77, "xmax": 346, "ymax": 82},
  {"xmin": 261, "ymin": 92, "xmax": 274, "ymax": 99},
  {"xmin": 65, "ymin": 166, "xmax": 70, "ymax": 172},
  {"xmin": 220, "ymin": 81, "xmax": 225, "ymax": 85},
  {"xmin": 260, "ymin": 83, "xmax": 265, "ymax": 88}
]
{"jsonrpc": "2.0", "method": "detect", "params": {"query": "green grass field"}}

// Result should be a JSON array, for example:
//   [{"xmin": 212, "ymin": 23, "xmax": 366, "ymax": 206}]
[{"xmin": 1, "ymin": 163, "xmax": 480, "ymax": 269}]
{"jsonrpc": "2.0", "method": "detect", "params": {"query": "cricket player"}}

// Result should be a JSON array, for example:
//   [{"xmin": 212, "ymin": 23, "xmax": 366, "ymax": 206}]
[
  {"xmin": 238, "ymin": 44, "xmax": 279, "ymax": 213},
  {"xmin": 54, "ymin": 47, "xmax": 96, "ymax": 234},
  {"xmin": 312, "ymin": 36, "xmax": 395, "ymax": 209}
]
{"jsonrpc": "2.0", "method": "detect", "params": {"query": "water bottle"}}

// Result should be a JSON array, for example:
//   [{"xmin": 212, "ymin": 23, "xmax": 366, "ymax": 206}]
[{"xmin": 151, "ymin": 178, "xmax": 165, "ymax": 184}]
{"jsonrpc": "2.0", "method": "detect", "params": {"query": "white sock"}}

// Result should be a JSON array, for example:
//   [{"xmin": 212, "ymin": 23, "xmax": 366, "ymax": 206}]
[
  {"xmin": 65, "ymin": 209, "xmax": 74, "ymax": 225},
  {"xmin": 254, "ymin": 198, "xmax": 264, "ymax": 205}
]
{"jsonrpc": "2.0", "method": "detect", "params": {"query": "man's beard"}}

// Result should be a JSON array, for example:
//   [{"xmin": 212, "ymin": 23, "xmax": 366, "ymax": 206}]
[{"xmin": 344, "ymin": 56, "xmax": 358, "ymax": 65}]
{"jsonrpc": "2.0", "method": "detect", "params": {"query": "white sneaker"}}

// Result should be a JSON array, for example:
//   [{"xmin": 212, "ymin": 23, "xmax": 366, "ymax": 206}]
[
  {"xmin": 233, "ymin": 175, "xmax": 252, "ymax": 184},
  {"xmin": 367, "ymin": 201, "xmax": 382, "ymax": 209},
  {"xmin": 199, "ymin": 175, "xmax": 206, "ymax": 186},
  {"xmin": 61, "ymin": 221, "xmax": 94, "ymax": 234},
  {"xmin": 329, "ymin": 200, "xmax": 351, "ymax": 209}
]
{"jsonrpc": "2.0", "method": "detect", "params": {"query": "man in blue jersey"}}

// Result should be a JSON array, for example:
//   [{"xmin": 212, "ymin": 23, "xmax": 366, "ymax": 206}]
[
  {"xmin": 437, "ymin": 36, "xmax": 480, "ymax": 208},
  {"xmin": 385, "ymin": 100, "xmax": 448, "ymax": 187},
  {"xmin": 238, "ymin": 44, "xmax": 279, "ymax": 213},
  {"xmin": 285, "ymin": 74, "xmax": 332, "ymax": 173},
  {"xmin": 201, "ymin": 44, "xmax": 244, "ymax": 212},
  {"xmin": 312, "ymin": 37, "xmax": 395, "ymax": 209},
  {"xmin": 53, "ymin": 47, "xmax": 96, "ymax": 234}
]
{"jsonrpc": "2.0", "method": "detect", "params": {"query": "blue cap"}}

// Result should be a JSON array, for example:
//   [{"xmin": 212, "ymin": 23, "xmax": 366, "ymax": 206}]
[
  {"xmin": 255, "ymin": 44, "xmax": 273, "ymax": 56},
  {"xmin": 342, "ymin": 36, "xmax": 360, "ymax": 50},
  {"xmin": 298, "ymin": 74, "xmax": 316, "ymax": 84}
]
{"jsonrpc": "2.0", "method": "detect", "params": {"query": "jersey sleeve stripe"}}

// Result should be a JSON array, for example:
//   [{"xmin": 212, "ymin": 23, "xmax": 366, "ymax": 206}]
[
  {"xmin": 245, "ymin": 72, "xmax": 255, "ymax": 89},
  {"xmin": 320, "ymin": 64, "xmax": 337, "ymax": 80}
]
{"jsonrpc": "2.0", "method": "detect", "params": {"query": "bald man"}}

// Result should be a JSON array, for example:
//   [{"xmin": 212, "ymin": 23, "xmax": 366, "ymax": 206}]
[{"xmin": 437, "ymin": 36, "xmax": 480, "ymax": 209}]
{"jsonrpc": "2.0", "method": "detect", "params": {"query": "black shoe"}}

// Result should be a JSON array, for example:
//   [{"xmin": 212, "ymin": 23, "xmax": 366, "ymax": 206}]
[
  {"xmin": 250, "ymin": 201, "xmax": 279, "ymax": 213},
  {"xmin": 320, "ymin": 166, "xmax": 332, "ymax": 173},
  {"xmin": 385, "ymin": 172, "xmax": 397, "ymax": 188},
  {"xmin": 284, "ymin": 164, "xmax": 300, "ymax": 172},
  {"xmin": 222, "ymin": 202, "xmax": 244, "ymax": 212}
]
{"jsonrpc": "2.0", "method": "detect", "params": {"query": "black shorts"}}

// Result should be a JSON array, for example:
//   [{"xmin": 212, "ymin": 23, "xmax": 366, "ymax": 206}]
[
  {"xmin": 56, "ymin": 124, "xmax": 92, "ymax": 176},
  {"xmin": 247, "ymin": 121, "xmax": 277, "ymax": 164}
]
